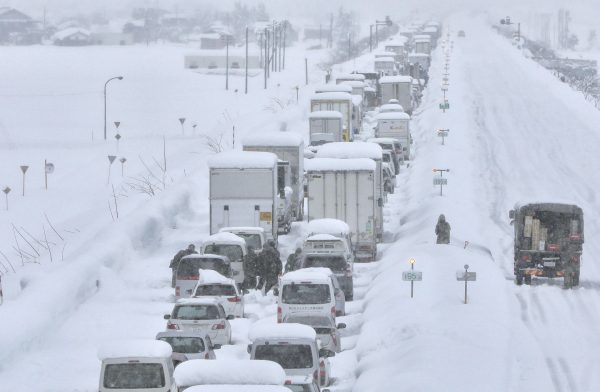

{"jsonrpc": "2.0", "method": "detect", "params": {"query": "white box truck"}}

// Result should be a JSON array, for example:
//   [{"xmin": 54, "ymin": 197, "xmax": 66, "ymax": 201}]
[
  {"xmin": 310, "ymin": 92, "xmax": 354, "ymax": 141},
  {"xmin": 308, "ymin": 111, "xmax": 344, "ymax": 146},
  {"xmin": 242, "ymin": 132, "xmax": 305, "ymax": 221},
  {"xmin": 305, "ymin": 158, "xmax": 377, "ymax": 261},
  {"xmin": 315, "ymin": 142, "xmax": 384, "ymax": 243},
  {"xmin": 208, "ymin": 151, "xmax": 278, "ymax": 241},
  {"xmin": 379, "ymin": 75, "xmax": 413, "ymax": 114},
  {"xmin": 374, "ymin": 111, "xmax": 411, "ymax": 160}
]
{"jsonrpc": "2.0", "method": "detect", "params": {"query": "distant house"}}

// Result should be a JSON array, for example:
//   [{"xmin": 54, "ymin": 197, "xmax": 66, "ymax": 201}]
[
  {"xmin": 53, "ymin": 27, "xmax": 91, "ymax": 46},
  {"xmin": 200, "ymin": 32, "xmax": 233, "ymax": 49},
  {"xmin": 0, "ymin": 7, "xmax": 42, "ymax": 44},
  {"xmin": 184, "ymin": 52, "xmax": 260, "ymax": 70},
  {"xmin": 90, "ymin": 32, "xmax": 134, "ymax": 45}
]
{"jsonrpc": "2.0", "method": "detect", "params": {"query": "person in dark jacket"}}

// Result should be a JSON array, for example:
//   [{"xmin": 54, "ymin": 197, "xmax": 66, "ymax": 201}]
[
  {"xmin": 435, "ymin": 214, "xmax": 451, "ymax": 244},
  {"xmin": 258, "ymin": 241, "xmax": 282, "ymax": 293},
  {"xmin": 243, "ymin": 246, "xmax": 259, "ymax": 291},
  {"xmin": 285, "ymin": 248, "xmax": 302, "ymax": 273},
  {"xmin": 169, "ymin": 244, "xmax": 197, "ymax": 287}
]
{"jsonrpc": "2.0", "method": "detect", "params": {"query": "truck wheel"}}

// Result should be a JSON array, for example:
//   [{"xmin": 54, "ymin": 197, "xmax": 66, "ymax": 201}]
[
  {"xmin": 524, "ymin": 275, "xmax": 532, "ymax": 285},
  {"xmin": 573, "ymin": 271, "xmax": 580, "ymax": 286},
  {"xmin": 563, "ymin": 274, "xmax": 573, "ymax": 289},
  {"xmin": 515, "ymin": 273, "xmax": 523, "ymax": 285}
]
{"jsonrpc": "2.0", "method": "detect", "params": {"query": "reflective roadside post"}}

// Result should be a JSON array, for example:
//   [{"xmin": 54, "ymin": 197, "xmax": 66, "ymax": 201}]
[
  {"xmin": 2, "ymin": 186, "xmax": 10, "ymax": 210},
  {"xmin": 456, "ymin": 264, "xmax": 477, "ymax": 304},
  {"xmin": 44, "ymin": 160, "xmax": 54, "ymax": 190},
  {"xmin": 433, "ymin": 168, "xmax": 450, "ymax": 196},
  {"xmin": 20, "ymin": 165, "xmax": 29, "ymax": 196},
  {"xmin": 437, "ymin": 128, "xmax": 449, "ymax": 145},
  {"xmin": 402, "ymin": 258, "xmax": 422, "ymax": 298},
  {"xmin": 119, "ymin": 157, "xmax": 127, "ymax": 177},
  {"xmin": 179, "ymin": 117, "xmax": 186, "ymax": 135},
  {"xmin": 107, "ymin": 155, "xmax": 117, "ymax": 185}
]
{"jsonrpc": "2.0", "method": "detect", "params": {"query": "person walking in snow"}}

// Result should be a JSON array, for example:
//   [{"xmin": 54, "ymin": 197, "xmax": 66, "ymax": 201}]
[
  {"xmin": 285, "ymin": 248, "xmax": 302, "ymax": 273},
  {"xmin": 435, "ymin": 214, "xmax": 451, "ymax": 244},
  {"xmin": 169, "ymin": 244, "xmax": 197, "ymax": 287},
  {"xmin": 258, "ymin": 241, "xmax": 282, "ymax": 293},
  {"xmin": 243, "ymin": 246, "xmax": 259, "ymax": 291}
]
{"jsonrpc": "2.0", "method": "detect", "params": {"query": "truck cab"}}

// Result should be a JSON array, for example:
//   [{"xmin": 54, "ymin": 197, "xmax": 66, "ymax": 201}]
[{"xmin": 510, "ymin": 203, "xmax": 584, "ymax": 288}]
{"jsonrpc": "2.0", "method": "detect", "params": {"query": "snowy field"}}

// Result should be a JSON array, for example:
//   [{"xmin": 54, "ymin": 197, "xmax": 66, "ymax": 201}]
[{"xmin": 1, "ymin": 12, "xmax": 600, "ymax": 392}]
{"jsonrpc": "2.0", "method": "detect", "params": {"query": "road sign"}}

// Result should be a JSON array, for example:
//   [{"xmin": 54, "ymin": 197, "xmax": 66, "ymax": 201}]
[
  {"xmin": 433, "ymin": 177, "xmax": 448, "ymax": 186},
  {"xmin": 439, "ymin": 102, "xmax": 450, "ymax": 110},
  {"xmin": 456, "ymin": 271, "xmax": 477, "ymax": 281},
  {"xmin": 402, "ymin": 271, "xmax": 423, "ymax": 281},
  {"xmin": 437, "ymin": 130, "xmax": 449, "ymax": 137}
]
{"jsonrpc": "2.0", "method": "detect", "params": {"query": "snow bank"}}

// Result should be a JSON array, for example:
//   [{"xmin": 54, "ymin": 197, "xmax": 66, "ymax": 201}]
[
  {"xmin": 242, "ymin": 132, "xmax": 303, "ymax": 147},
  {"xmin": 308, "ymin": 111, "xmax": 343, "ymax": 119},
  {"xmin": 315, "ymin": 84, "xmax": 352, "ymax": 93},
  {"xmin": 249, "ymin": 323, "xmax": 316, "ymax": 341},
  {"xmin": 98, "ymin": 339, "xmax": 172, "ymax": 360},
  {"xmin": 310, "ymin": 92, "xmax": 352, "ymax": 101},
  {"xmin": 305, "ymin": 219, "xmax": 350, "ymax": 236},
  {"xmin": 305, "ymin": 157, "xmax": 376, "ymax": 172},
  {"xmin": 207, "ymin": 151, "xmax": 278, "ymax": 169},
  {"xmin": 316, "ymin": 142, "xmax": 383, "ymax": 160},
  {"xmin": 174, "ymin": 359, "xmax": 286, "ymax": 386},
  {"xmin": 367, "ymin": 137, "xmax": 401, "ymax": 145},
  {"xmin": 379, "ymin": 75, "xmax": 413, "ymax": 84}
]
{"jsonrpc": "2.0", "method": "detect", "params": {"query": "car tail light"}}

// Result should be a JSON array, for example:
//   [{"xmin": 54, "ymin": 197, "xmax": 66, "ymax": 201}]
[
  {"xmin": 570, "ymin": 234, "xmax": 581, "ymax": 241},
  {"xmin": 521, "ymin": 255, "xmax": 530, "ymax": 261},
  {"xmin": 547, "ymin": 244, "xmax": 560, "ymax": 252},
  {"xmin": 277, "ymin": 306, "xmax": 282, "ymax": 323},
  {"xmin": 205, "ymin": 353, "xmax": 210, "ymax": 359},
  {"xmin": 332, "ymin": 333, "xmax": 337, "ymax": 347},
  {"xmin": 212, "ymin": 322, "xmax": 226, "ymax": 330},
  {"xmin": 175, "ymin": 287, "xmax": 180, "ymax": 297},
  {"xmin": 319, "ymin": 359, "xmax": 326, "ymax": 378},
  {"xmin": 166, "ymin": 321, "xmax": 179, "ymax": 330},
  {"xmin": 227, "ymin": 296, "xmax": 242, "ymax": 303},
  {"xmin": 331, "ymin": 306, "xmax": 336, "ymax": 319},
  {"xmin": 313, "ymin": 370, "xmax": 319, "ymax": 381}
]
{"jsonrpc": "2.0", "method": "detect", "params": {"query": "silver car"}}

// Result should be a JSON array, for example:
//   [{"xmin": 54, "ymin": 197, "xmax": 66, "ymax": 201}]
[
  {"xmin": 156, "ymin": 331, "xmax": 218, "ymax": 366},
  {"xmin": 283, "ymin": 314, "xmax": 346, "ymax": 353}
]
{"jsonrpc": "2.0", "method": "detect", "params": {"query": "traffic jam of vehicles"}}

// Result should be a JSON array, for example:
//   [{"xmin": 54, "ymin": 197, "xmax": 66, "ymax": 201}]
[{"xmin": 96, "ymin": 19, "xmax": 585, "ymax": 392}]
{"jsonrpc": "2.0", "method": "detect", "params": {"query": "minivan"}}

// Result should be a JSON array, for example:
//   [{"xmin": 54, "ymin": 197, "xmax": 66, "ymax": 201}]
[{"xmin": 175, "ymin": 254, "xmax": 232, "ymax": 299}]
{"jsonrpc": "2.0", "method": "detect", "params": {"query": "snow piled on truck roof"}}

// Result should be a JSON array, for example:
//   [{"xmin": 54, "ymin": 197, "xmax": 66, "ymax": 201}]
[
  {"xmin": 98, "ymin": 339, "xmax": 172, "ymax": 360},
  {"xmin": 375, "ymin": 112, "xmax": 411, "ymax": 120},
  {"xmin": 196, "ymin": 269, "xmax": 235, "ymax": 285},
  {"xmin": 203, "ymin": 232, "xmax": 247, "ymax": 246},
  {"xmin": 310, "ymin": 92, "xmax": 353, "ymax": 101},
  {"xmin": 305, "ymin": 157, "xmax": 376, "ymax": 172},
  {"xmin": 316, "ymin": 141, "xmax": 383, "ymax": 160},
  {"xmin": 334, "ymin": 72, "xmax": 365, "ymax": 81},
  {"xmin": 306, "ymin": 218, "xmax": 350, "ymax": 235},
  {"xmin": 208, "ymin": 151, "xmax": 278, "ymax": 169},
  {"xmin": 174, "ymin": 359, "xmax": 286, "ymax": 386},
  {"xmin": 315, "ymin": 84, "xmax": 352, "ymax": 93},
  {"xmin": 281, "ymin": 267, "xmax": 334, "ymax": 283},
  {"xmin": 242, "ymin": 131, "xmax": 303, "ymax": 147},
  {"xmin": 379, "ymin": 75, "xmax": 413, "ymax": 84},
  {"xmin": 249, "ymin": 322, "xmax": 317, "ymax": 341},
  {"xmin": 308, "ymin": 111, "xmax": 343, "ymax": 119}
]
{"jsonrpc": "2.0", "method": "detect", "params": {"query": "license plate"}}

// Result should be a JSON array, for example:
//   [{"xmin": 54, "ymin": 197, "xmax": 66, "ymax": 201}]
[{"xmin": 544, "ymin": 261, "xmax": 556, "ymax": 267}]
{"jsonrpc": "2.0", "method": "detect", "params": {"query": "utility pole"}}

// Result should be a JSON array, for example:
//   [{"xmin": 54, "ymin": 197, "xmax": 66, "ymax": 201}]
[
  {"xmin": 225, "ymin": 35, "xmax": 229, "ymax": 91},
  {"xmin": 245, "ymin": 26, "xmax": 249, "ymax": 94},
  {"xmin": 369, "ymin": 25, "xmax": 374, "ymax": 52},
  {"xmin": 282, "ymin": 21, "xmax": 287, "ymax": 70},
  {"xmin": 329, "ymin": 13, "xmax": 334, "ymax": 48},
  {"xmin": 264, "ymin": 28, "xmax": 268, "ymax": 89}
]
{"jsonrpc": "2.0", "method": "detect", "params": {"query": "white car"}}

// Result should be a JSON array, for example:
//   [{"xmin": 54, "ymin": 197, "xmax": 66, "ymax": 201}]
[
  {"xmin": 164, "ymin": 298, "xmax": 233, "ymax": 346},
  {"xmin": 156, "ymin": 331, "xmax": 218, "ymax": 366},
  {"xmin": 219, "ymin": 226, "xmax": 266, "ymax": 254},
  {"xmin": 202, "ymin": 232, "xmax": 248, "ymax": 287},
  {"xmin": 277, "ymin": 268, "xmax": 346, "ymax": 322},
  {"xmin": 284, "ymin": 375, "xmax": 321, "ymax": 392},
  {"xmin": 193, "ymin": 270, "xmax": 244, "ymax": 318}
]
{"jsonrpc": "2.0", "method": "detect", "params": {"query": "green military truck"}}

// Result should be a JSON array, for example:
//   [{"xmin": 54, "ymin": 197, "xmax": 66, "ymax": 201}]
[{"xmin": 509, "ymin": 203, "xmax": 584, "ymax": 289}]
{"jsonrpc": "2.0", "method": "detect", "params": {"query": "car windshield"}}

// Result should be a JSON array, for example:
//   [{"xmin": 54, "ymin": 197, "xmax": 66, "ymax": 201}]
[
  {"xmin": 204, "ymin": 244, "xmax": 243, "ymax": 262},
  {"xmin": 158, "ymin": 336, "xmax": 206, "ymax": 353},
  {"xmin": 282, "ymin": 283, "xmax": 331, "ymax": 304},
  {"xmin": 254, "ymin": 344, "xmax": 313, "ymax": 369},
  {"xmin": 173, "ymin": 305, "xmax": 221, "ymax": 320},
  {"xmin": 285, "ymin": 385, "xmax": 311, "ymax": 392},
  {"xmin": 303, "ymin": 256, "xmax": 347, "ymax": 273},
  {"xmin": 313, "ymin": 327, "xmax": 334, "ymax": 335},
  {"xmin": 195, "ymin": 284, "xmax": 236, "ymax": 297},
  {"xmin": 103, "ymin": 363, "xmax": 165, "ymax": 389},
  {"xmin": 233, "ymin": 233, "xmax": 262, "ymax": 249},
  {"xmin": 382, "ymin": 154, "xmax": 391, "ymax": 162}
]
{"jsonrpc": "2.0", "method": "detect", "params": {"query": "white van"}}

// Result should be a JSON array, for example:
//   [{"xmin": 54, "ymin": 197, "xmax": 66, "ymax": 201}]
[
  {"xmin": 175, "ymin": 254, "xmax": 232, "ymax": 299},
  {"xmin": 219, "ymin": 227, "xmax": 266, "ymax": 254},
  {"xmin": 277, "ymin": 268, "xmax": 345, "ymax": 322},
  {"xmin": 201, "ymin": 232, "xmax": 248, "ymax": 286},
  {"xmin": 174, "ymin": 359, "xmax": 286, "ymax": 391},
  {"xmin": 192, "ymin": 270, "xmax": 244, "ymax": 318},
  {"xmin": 248, "ymin": 323, "xmax": 335, "ymax": 387},
  {"xmin": 98, "ymin": 340, "xmax": 176, "ymax": 392}
]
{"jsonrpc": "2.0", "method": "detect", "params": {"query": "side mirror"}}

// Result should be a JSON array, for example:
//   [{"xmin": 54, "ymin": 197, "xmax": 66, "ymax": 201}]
[
  {"xmin": 337, "ymin": 323, "xmax": 347, "ymax": 329},
  {"xmin": 163, "ymin": 314, "xmax": 171, "ymax": 320},
  {"xmin": 226, "ymin": 315, "xmax": 235, "ymax": 320},
  {"xmin": 377, "ymin": 198, "xmax": 383, "ymax": 207},
  {"xmin": 212, "ymin": 344, "xmax": 222, "ymax": 350},
  {"xmin": 509, "ymin": 210, "xmax": 515, "ymax": 219},
  {"xmin": 273, "ymin": 287, "xmax": 279, "ymax": 296},
  {"xmin": 247, "ymin": 344, "xmax": 252, "ymax": 354},
  {"xmin": 319, "ymin": 348, "xmax": 335, "ymax": 358}
]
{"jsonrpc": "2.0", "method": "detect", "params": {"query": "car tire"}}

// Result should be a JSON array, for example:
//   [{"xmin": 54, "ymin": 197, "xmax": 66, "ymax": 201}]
[
  {"xmin": 515, "ymin": 273, "xmax": 523, "ymax": 285},
  {"xmin": 524, "ymin": 275, "xmax": 532, "ymax": 285}
]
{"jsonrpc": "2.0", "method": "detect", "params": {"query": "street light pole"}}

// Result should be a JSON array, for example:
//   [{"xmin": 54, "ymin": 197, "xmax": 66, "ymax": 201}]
[
  {"xmin": 369, "ymin": 25, "xmax": 373, "ymax": 52},
  {"xmin": 104, "ymin": 76, "xmax": 123, "ymax": 140}
]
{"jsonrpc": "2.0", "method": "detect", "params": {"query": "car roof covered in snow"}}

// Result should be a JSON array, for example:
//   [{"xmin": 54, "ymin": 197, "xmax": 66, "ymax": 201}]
[
  {"xmin": 174, "ymin": 359, "xmax": 286, "ymax": 386},
  {"xmin": 308, "ymin": 111, "xmax": 343, "ymax": 119},
  {"xmin": 306, "ymin": 234, "xmax": 342, "ymax": 242},
  {"xmin": 310, "ymin": 92, "xmax": 353, "ymax": 101},
  {"xmin": 340, "ymin": 80, "xmax": 366, "ymax": 88},
  {"xmin": 283, "ymin": 314, "xmax": 336, "ymax": 328},
  {"xmin": 98, "ymin": 339, "xmax": 172, "ymax": 360},
  {"xmin": 181, "ymin": 254, "xmax": 230, "ymax": 262},
  {"xmin": 195, "ymin": 269, "xmax": 236, "ymax": 285},
  {"xmin": 156, "ymin": 331, "xmax": 209, "ymax": 340},
  {"xmin": 408, "ymin": 52, "xmax": 430, "ymax": 58},
  {"xmin": 334, "ymin": 73, "xmax": 365, "ymax": 81},
  {"xmin": 203, "ymin": 232, "xmax": 247, "ymax": 247},
  {"xmin": 306, "ymin": 218, "xmax": 350, "ymax": 236},
  {"xmin": 249, "ymin": 322, "xmax": 317, "ymax": 341},
  {"xmin": 281, "ymin": 267, "xmax": 334, "ymax": 284},
  {"xmin": 315, "ymin": 84, "xmax": 352, "ymax": 93},
  {"xmin": 375, "ymin": 112, "xmax": 411, "ymax": 120},
  {"xmin": 374, "ymin": 56, "xmax": 395, "ymax": 62},
  {"xmin": 220, "ymin": 226, "xmax": 265, "ymax": 234},
  {"xmin": 175, "ymin": 297, "xmax": 221, "ymax": 306},
  {"xmin": 208, "ymin": 151, "xmax": 278, "ymax": 169},
  {"xmin": 185, "ymin": 386, "xmax": 290, "ymax": 392},
  {"xmin": 242, "ymin": 132, "xmax": 303, "ymax": 147},
  {"xmin": 368, "ymin": 137, "xmax": 402, "ymax": 145},
  {"xmin": 379, "ymin": 75, "xmax": 413, "ymax": 84},
  {"xmin": 305, "ymin": 157, "xmax": 376, "ymax": 172},
  {"xmin": 375, "ymin": 51, "xmax": 397, "ymax": 57},
  {"xmin": 316, "ymin": 141, "xmax": 383, "ymax": 160},
  {"xmin": 379, "ymin": 103, "xmax": 404, "ymax": 112}
]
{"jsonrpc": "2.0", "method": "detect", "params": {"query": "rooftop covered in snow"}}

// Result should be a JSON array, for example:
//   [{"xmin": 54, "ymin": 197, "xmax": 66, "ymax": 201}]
[
  {"xmin": 242, "ymin": 132, "xmax": 303, "ymax": 147},
  {"xmin": 174, "ymin": 359, "xmax": 286, "ymax": 386},
  {"xmin": 379, "ymin": 75, "xmax": 413, "ymax": 84},
  {"xmin": 208, "ymin": 151, "xmax": 278, "ymax": 169},
  {"xmin": 98, "ymin": 339, "xmax": 172, "ymax": 360},
  {"xmin": 316, "ymin": 141, "xmax": 383, "ymax": 160},
  {"xmin": 249, "ymin": 322, "xmax": 317, "ymax": 341},
  {"xmin": 305, "ymin": 157, "xmax": 376, "ymax": 172},
  {"xmin": 202, "ymin": 232, "xmax": 247, "ymax": 247},
  {"xmin": 281, "ymin": 267, "xmax": 334, "ymax": 284}
]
